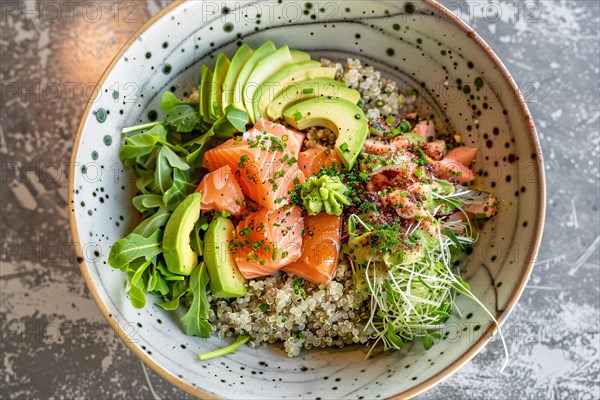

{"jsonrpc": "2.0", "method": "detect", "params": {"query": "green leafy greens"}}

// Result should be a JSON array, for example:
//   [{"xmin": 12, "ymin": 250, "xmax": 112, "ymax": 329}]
[{"xmin": 108, "ymin": 87, "xmax": 250, "ymax": 356}]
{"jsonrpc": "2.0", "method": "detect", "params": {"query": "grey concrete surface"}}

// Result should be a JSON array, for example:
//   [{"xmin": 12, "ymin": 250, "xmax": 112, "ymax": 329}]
[{"xmin": 1, "ymin": 1, "xmax": 598, "ymax": 399}]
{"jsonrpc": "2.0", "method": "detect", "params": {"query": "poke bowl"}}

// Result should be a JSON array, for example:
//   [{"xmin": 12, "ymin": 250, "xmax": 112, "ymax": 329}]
[{"xmin": 69, "ymin": 0, "xmax": 545, "ymax": 398}]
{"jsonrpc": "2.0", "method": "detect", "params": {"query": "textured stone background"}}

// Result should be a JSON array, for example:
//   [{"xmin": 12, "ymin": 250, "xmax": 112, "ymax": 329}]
[{"xmin": 0, "ymin": 0, "xmax": 598, "ymax": 399}]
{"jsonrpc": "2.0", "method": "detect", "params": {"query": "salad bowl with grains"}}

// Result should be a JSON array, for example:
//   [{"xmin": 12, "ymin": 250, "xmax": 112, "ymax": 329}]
[{"xmin": 70, "ymin": 1, "xmax": 545, "ymax": 398}]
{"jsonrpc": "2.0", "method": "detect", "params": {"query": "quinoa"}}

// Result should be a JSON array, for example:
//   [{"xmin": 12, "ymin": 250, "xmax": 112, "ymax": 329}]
[
  {"xmin": 321, "ymin": 57, "xmax": 418, "ymax": 120},
  {"xmin": 208, "ymin": 58, "xmax": 422, "ymax": 357},
  {"xmin": 181, "ymin": 88, "xmax": 199, "ymax": 103},
  {"xmin": 210, "ymin": 261, "xmax": 373, "ymax": 357}
]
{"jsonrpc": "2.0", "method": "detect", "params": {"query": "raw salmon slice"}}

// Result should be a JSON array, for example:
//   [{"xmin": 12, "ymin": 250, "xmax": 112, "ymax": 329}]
[
  {"xmin": 464, "ymin": 197, "xmax": 497, "ymax": 218},
  {"xmin": 232, "ymin": 206, "xmax": 304, "ymax": 279},
  {"xmin": 195, "ymin": 165, "xmax": 246, "ymax": 216},
  {"xmin": 297, "ymin": 146, "xmax": 343, "ymax": 178},
  {"xmin": 282, "ymin": 212, "xmax": 341, "ymax": 285},
  {"xmin": 202, "ymin": 120, "xmax": 305, "ymax": 209},
  {"xmin": 253, "ymin": 118, "xmax": 305, "ymax": 156},
  {"xmin": 444, "ymin": 146, "xmax": 477, "ymax": 166},
  {"xmin": 423, "ymin": 140, "xmax": 446, "ymax": 160},
  {"xmin": 363, "ymin": 137, "xmax": 411, "ymax": 155},
  {"xmin": 414, "ymin": 120, "xmax": 435, "ymax": 141},
  {"xmin": 433, "ymin": 158, "xmax": 475, "ymax": 183}
]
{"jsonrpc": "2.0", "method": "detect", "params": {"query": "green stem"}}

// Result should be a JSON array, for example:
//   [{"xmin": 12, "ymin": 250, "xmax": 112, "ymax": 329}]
[
  {"xmin": 182, "ymin": 128, "xmax": 214, "ymax": 148},
  {"xmin": 157, "ymin": 139, "xmax": 190, "ymax": 156},
  {"xmin": 122, "ymin": 121, "xmax": 161, "ymax": 134},
  {"xmin": 198, "ymin": 335, "xmax": 250, "ymax": 361}
]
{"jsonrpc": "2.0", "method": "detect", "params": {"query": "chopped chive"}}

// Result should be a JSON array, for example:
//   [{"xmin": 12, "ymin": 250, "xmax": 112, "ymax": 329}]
[
  {"xmin": 399, "ymin": 119, "xmax": 411, "ymax": 133},
  {"xmin": 239, "ymin": 227, "xmax": 252, "ymax": 236}
]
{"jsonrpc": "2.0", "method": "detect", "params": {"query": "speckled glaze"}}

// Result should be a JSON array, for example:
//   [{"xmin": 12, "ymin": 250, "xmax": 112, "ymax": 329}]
[{"xmin": 69, "ymin": 1, "xmax": 545, "ymax": 398}]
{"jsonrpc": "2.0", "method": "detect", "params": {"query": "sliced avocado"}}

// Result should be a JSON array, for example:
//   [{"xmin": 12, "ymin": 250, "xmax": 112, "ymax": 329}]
[
  {"xmin": 252, "ymin": 61, "xmax": 328, "ymax": 121},
  {"xmin": 222, "ymin": 44, "xmax": 253, "ymax": 111},
  {"xmin": 163, "ymin": 192, "xmax": 202, "ymax": 275},
  {"xmin": 290, "ymin": 49, "xmax": 311, "ymax": 63},
  {"xmin": 199, "ymin": 65, "xmax": 215, "ymax": 123},
  {"xmin": 210, "ymin": 53, "xmax": 230, "ymax": 120},
  {"xmin": 266, "ymin": 78, "xmax": 361, "ymax": 121},
  {"xmin": 243, "ymin": 46, "xmax": 293, "ymax": 123},
  {"xmin": 204, "ymin": 216, "xmax": 247, "ymax": 298},
  {"xmin": 233, "ymin": 41, "xmax": 277, "ymax": 118},
  {"xmin": 283, "ymin": 97, "xmax": 368, "ymax": 170}
]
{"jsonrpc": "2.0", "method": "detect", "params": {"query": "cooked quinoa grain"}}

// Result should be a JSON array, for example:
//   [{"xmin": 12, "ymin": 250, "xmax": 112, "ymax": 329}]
[
  {"xmin": 210, "ymin": 261, "xmax": 373, "ymax": 357},
  {"xmin": 321, "ymin": 58, "xmax": 417, "ymax": 120}
]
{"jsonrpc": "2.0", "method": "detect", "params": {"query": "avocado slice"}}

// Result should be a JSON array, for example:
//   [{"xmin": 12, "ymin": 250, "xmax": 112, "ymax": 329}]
[
  {"xmin": 233, "ymin": 41, "xmax": 277, "ymax": 118},
  {"xmin": 199, "ymin": 65, "xmax": 215, "ymax": 123},
  {"xmin": 222, "ymin": 44, "xmax": 254, "ymax": 111},
  {"xmin": 163, "ymin": 192, "xmax": 202, "ymax": 275},
  {"xmin": 290, "ymin": 49, "xmax": 311, "ymax": 63},
  {"xmin": 243, "ymin": 46, "xmax": 293, "ymax": 123},
  {"xmin": 204, "ymin": 216, "xmax": 247, "ymax": 298},
  {"xmin": 266, "ymin": 78, "xmax": 361, "ymax": 121},
  {"xmin": 252, "ymin": 61, "xmax": 333, "ymax": 121},
  {"xmin": 210, "ymin": 53, "xmax": 230, "ymax": 120},
  {"xmin": 283, "ymin": 97, "xmax": 368, "ymax": 170}
]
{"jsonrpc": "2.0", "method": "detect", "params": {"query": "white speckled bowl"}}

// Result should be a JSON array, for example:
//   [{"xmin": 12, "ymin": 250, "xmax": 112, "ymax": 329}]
[{"xmin": 69, "ymin": 1, "xmax": 545, "ymax": 398}]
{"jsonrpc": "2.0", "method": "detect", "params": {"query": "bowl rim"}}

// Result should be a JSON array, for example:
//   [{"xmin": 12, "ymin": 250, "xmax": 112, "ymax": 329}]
[{"xmin": 68, "ymin": 1, "xmax": 546, "ymax": 398}]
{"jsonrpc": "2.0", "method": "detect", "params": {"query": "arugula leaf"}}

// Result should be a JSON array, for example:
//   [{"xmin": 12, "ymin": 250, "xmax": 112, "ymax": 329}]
[
  {"xmin": 108, "ymin": 229, "xmax": 163, "ymax": 271},
  {"xmin": 185, "ymin": 133, "xmax": 215, "ymax": 166},
  {"xmin": 224, "ymin": 105, "xmax": 248, "ymax": 132},
  {"xmin": 155, "ymin": 261, "xmax": 185, "ymax": 282},
  {"xmin": 163, "ymin": 168, "xmax": 197, "ymax": 211},
  {"xmin": 165, "ymin": 104, "xmax": 200, "ymax": 133},
  {"xmin": 132, "ymin": 194, "xmax": 164, "ymax": 213},
  {"xmin": 159, "ymin": 91, "xmax": 186, "ymax": 111},
  {"xmin": 159, "ymin": 145, "xmax": 190, "ymax": 170},
  {"xmin": 136, "ymin": 174, "xmax": 155, "ymax": 194},
  {"xmin": 180, "ymin": 107, "xmax": 247, "ymax": 159},
  {"xmin": 135, "ymin": 173, "xmax": 162, "ymax": 195},
  {"xmin": 126, "ymin": 259, "xmax": 152, "ymax": 308},
  {"xmin": 147, "ymin": 265, "xmax": 170, "ymax": 296},
  {"xmin": 194, "ymin": 119, "xmax": 213, "ymax": 135},
  {"xmin": 119, "ymin": 132, "xmax": 159, "ymax": 162},
  {"xmin": 132, "ymin": 207, "xmax": 171, "ymax": 237},
  {"xmin": 190, "ymin": 217, "xmax": 205, "ymax": 256},
  {"xmin": 157, "ymin": 280, "xmax": 188, "ymax": 310},
  {"xmin": 155, "ymin": 146, "xmax": 191, "ymax": 195},
  {"xmin": 120, "ymin": 125, "xmax": 168, "ymax": 165},
  {"xmin": 136, "ymin": 146, "xmax": 160, "ymax": 172},
  {"xmin": 180, "ymin": 262, "xmax": 212, "ymax": 337},
  {"xmin": 155, "ymin": 147, "xmax": 174, "ymax": 194},
  {"xmin": 216, "ymin": 109, "xmax": 248, "ymax": 138}
]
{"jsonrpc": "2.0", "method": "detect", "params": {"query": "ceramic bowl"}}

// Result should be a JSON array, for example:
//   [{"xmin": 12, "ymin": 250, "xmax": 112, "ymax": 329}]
[{"xmin": 69, "ymin": 1, "xmax": 545, "ymax": 398}]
